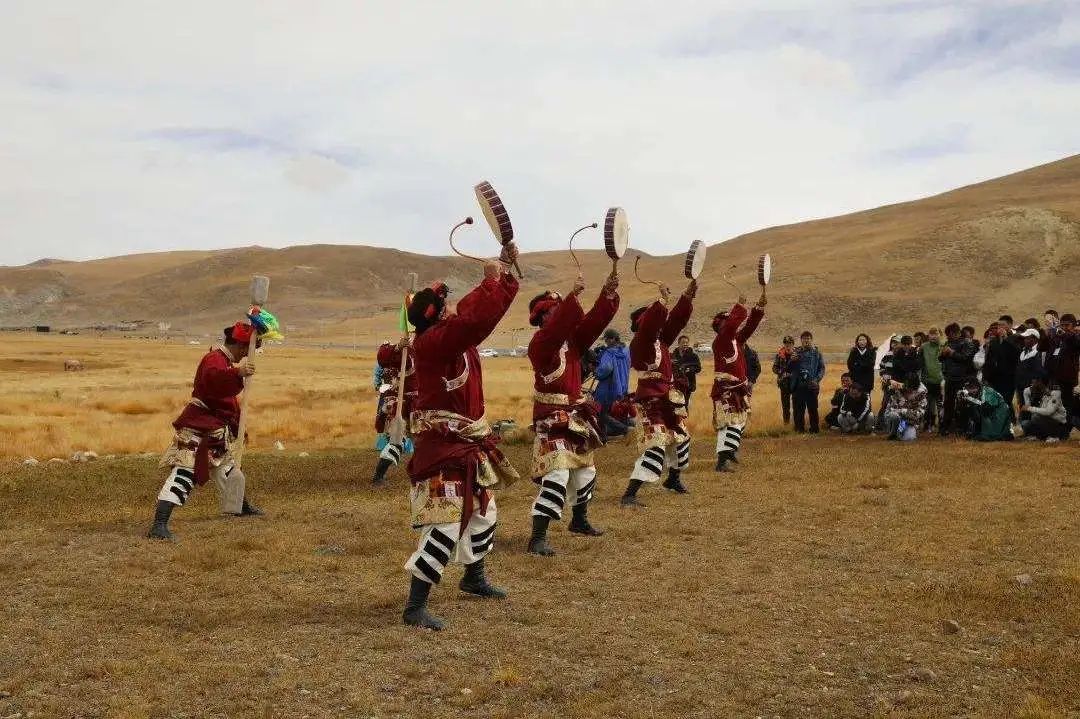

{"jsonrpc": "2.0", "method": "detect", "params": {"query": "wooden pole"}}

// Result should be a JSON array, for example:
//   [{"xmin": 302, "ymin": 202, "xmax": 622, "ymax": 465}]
[
  {"xmin": 233, "ymin": 275, "xmax": 269, "ymax": 469},
  {"xmin": 388, "ymin": 272, "xmax": 418, "ymax": 446}
]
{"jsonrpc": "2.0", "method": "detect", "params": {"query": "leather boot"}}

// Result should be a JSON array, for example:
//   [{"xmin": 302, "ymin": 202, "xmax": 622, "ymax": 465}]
[
  {"xmin": 663, "ymin": 469, "xmax": 689, "ymax": 494},
  {"xmin": 459, "ymin": 559, "xmax": 508, "ymax": 599},
  {"xmin": 527, "ymin": 515, "xmax": 556, "ymax": 556},
  {"xmin": 715, "ymin": 451, "xmax": 736, "ymax": 473},
  {"xmin": 568, "ymin": 503, "xmax": 603, "ymax": 536},
  {"xmin": 402, "ymin": 576, "xmax": 446, "ymax": 630},
  {"xmin": 240, "ymin": 498, "xmax": 264, "ymax": 516},
  {"xmin": 620, "ymin": 479, "xmax": 646, "ymax": 507},
  {"xmin": 371, "ymin": 457, "xmax": 394, "ymax": 486},
  {"xmin": 147, "ymin": 500, "xmax": 176, "ymax": 541}
]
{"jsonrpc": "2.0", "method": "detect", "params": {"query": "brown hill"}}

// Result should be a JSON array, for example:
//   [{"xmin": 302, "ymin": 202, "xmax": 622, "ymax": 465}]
[{"xmin": 3, "ymin": 155, "xmax": 1079, "ymax": 347}]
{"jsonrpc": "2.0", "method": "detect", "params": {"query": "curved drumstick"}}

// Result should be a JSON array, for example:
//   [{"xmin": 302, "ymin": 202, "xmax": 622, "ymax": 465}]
[
  {"xmin": 448, "ymin": 217, "xmax": 479, "ymax": 263},
  {"xmin": 633, "ymin": 255, "xmax": 664, "ymax": 290},
  {"xmin": 568, "ymin": 222, "xmax": 598, "ymax": 271},
  {"xmin": 720, "ymin": 264, "xmax": 743, "ymax": 292}
]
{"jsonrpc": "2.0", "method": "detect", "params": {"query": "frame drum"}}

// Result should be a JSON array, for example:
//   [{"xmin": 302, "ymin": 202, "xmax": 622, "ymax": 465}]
[
  {"xmin": 757, "ymin": 253, "xmax": 772, "ymax": 286},
  {"xmin": 604, "ymin": 207, "xmax": 629, "ymax": 260},
  {"xmin": 474, "ymin": 180, "xmax": 521, "ymax": 276},
  {"xmin": 684, "ymin": 240, "xmax": 707, "ymax": 279}
]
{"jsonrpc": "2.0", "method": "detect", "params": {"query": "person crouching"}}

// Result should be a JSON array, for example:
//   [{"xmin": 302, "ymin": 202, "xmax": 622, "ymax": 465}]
[
  {"xmin": 836, "ymin": 383, "xmax": 875, "ymax": 434},
  {"xmin": 882, "ymin": 375, "xmax": 927, "ymax": 442}
]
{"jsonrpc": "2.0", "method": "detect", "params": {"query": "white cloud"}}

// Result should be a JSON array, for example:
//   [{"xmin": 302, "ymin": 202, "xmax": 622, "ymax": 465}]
[{"xmin": 0, "ymin": 0, "xmax": 1077, "ymax": 265}]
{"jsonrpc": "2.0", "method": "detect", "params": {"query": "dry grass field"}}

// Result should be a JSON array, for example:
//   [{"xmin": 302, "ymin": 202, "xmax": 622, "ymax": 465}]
[
  {"xmin": 0, "ymin": 333, "xmax": 785, "ymax": 462},
  {"xmin": 1, "ymin": 436, "xmax": 1078, "ymax": 718},
  {"xmin": 1, "ymin": 334, "xmax": 1079, "ymax": 718}
]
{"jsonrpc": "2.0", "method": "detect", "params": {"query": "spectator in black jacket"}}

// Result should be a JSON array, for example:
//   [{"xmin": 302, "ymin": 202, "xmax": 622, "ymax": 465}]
[
  {"xmin": 836, "ymin": 383, "xmax": 875, "ymax": 434},
  {"xmin": 1022, "ymin": 317, "xmax": 1051, "ymax": 352},
  {"xmin": 672, "ymin": 335, "xmax": 702, "ymax": 410},
  {"xmin": 1014, "ymin": 328, "xmax": 1046, "ymax": 400},
  {"xmin": 1046, "ymin": 313, "xmax": 1079, "ymax": 427},
  {"xmin": 745, "ymin": 344, "xmax": 762, "ymax": 386},
  {"xmin": 877, "ymin": 336, "xmax": 899, "ymax": 429},
  {"xmin": 772, "ymin": 336, "xmax": 796, "ymax": 424},
  {"xmin": 939, "ymin": 322, "xmax": 977, "ymax": 436},
  {"xmin": 892, "ymin": 335, "xmax": 920, "ymax": 385},
  {"xmin": 983, "ymin": 320, "xmax": 1022, "ymax": 416},
  {"xmin": 846, "ymin": 334, "xmax": 876, "ymax": 408},
  {"xmin": 825, "ymin": 373, "xmax": 853, "ymax": 428}
]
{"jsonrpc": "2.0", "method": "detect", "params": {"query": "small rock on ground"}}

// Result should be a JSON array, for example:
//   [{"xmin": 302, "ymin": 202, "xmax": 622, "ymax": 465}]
[{"xmin": 909, "ymin": 667, "xmax": 937, "ymax": 683}]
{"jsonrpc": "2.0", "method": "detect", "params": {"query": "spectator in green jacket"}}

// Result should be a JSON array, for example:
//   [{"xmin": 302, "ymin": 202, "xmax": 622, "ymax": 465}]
[
  {"xmin": 920, "ymin": 327, "xmax": 944, "ymax": 432},
  {"xmin": 960, "ymin": 377, "xmax": 1013, "ymax": 442}
]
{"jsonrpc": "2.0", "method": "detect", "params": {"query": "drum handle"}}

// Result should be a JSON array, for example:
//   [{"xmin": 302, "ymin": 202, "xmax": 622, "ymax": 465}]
[
  {"xmin": 568, "ymin": 222, "xmax": 597, "ymax": 271},
  {"xmin": 448, "ymin": 217, "xmax": 481, "ymax": 264}
]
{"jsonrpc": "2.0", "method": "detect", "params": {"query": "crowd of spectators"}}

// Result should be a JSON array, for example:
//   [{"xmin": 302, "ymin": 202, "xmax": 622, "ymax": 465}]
[
  {"xmin": 571, "ymin": 309, "xmax": 1077, "ymax": 447},
  {"xmin": 775, "ymin": 312, "xmax": 1078, "ymax": 443}
]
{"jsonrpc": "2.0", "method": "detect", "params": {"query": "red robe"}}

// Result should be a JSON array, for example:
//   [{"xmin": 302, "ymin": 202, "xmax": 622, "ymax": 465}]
[
  {"xmin": 170, "ymin": 347, "xmax": 245, "ymax": 485},
  {"xmin": 375, "ymin": 343, "xmax": 416, "ymax": 433},
  {"xmin": 630, "ymin": 295, "xmax": 693, "ymax": 400},
  {"xmin": 710, "ymin": 304, "xmax": 765, "ymax": 396},
  {"xmin": 529, "ymin": 291, "xmax": 619, "ymax": 420},
  {"xmin": 173, "ymin": 348, "xmax": 244, "ymax": 435},
  {"xmin": 631, "ymin": 295, "xmax": 693, "ymax": 435},
  {"xmin": 408, "ymin": 273, "xmax": 519, "ymax": 482},
  {"xmin": 710, "ymin": 303, "xmax": 764, "ymax": 422},
  {"xmin": 528, "ymin": 291, "xmax": 619, "ymax": 478}
]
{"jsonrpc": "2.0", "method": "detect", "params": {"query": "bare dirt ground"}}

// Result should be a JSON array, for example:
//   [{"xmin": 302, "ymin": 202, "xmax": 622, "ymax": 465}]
[{"xmin": 2, "ymin": 435, "xmax": 1078, "ymax": 718}]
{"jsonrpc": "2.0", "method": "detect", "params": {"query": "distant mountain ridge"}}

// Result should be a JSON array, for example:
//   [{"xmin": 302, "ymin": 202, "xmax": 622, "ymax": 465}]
[{"xmin": 3, "ymin": 155, "xmax": 1079, "ymax": 345}]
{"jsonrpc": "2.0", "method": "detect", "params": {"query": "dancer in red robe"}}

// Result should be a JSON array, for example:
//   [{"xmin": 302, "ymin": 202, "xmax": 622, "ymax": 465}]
[
  {"xmin": 620, "ymin": 279, "xmax": 697, "ymax": 507},
  {"xmin": 711, "ymin": 288, "xmax": 767, "ymax": 472},
  {"xmin": 525, "ymin": 271, "xmax": 619, "ymax": 556},
  {"xmin": 401, "ymin": 244, "xmax": 520, "ymax": 630},
  {"xmin": 148, "ymin": 323, "xmax": 263, "ymax": 540}
]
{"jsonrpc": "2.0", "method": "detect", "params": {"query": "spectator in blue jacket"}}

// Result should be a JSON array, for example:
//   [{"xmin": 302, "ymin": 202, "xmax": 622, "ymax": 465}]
[
  {"xmin": 594, "ymin": 329, "xmax": 631, "ymax": 438},
  {"xmin": 791, "ymin": 330, "xmax": 826, "ymax": 433}
]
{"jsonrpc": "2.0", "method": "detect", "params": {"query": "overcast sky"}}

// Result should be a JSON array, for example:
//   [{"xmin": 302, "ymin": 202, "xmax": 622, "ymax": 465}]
[{"xmin": 2, "ymin": 0, "xmax": 1078, "ymax": 266}]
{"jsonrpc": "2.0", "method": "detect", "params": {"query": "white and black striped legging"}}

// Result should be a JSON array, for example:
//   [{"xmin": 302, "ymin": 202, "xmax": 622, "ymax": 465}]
[
  {"xmin": 715, "ymin": 423, "xmax": 745, "ymax": 457},
  {"xmin": 156, "ymin": 463, "xmax": 245, "ymax": 513},
  {"xmin": 531, "ymin": 467, "xmax": 597, "ymax": 520},
  {"xmin": 405, "ymin": 499, "xmax": 498, "ymax": 585},
  {"xmin": 629, "ymin": 437, "xmax": 690, "ymax": 483}
]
